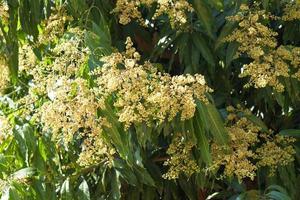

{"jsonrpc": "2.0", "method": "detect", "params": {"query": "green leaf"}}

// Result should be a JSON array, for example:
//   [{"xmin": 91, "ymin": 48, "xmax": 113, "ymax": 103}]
[
  {"xmin": 100, "ymin": 101, "xmax": 132, "ymax": 163},
  {"xmin": 134, "ymin": 123, "xmax": 152, "ymax": 148},
  {"xmin": 195, "ymin": 173, "xmax": 206, "ymax": 188},
  {"xmin": 262, "ymin": 0, "xmax": 269, "ymax": 9},
  {"xmin": 85, "ymin": 20, "xmax": 112, "ymax": 56},
  {"xmin": 243, "ymin": 114, "xmax": 269, "ymax": 133},
  {"xmin": 205, "ymin": 104, "xmax": 229, "ymax": 144},
  {"xmin": 11, "ymin": 167, "xmax": 36, "ymax": 180},
  {"xmin": 38, "ymin": 138, "xmax": 47, "ymax": 162},
  {"xmin": 196, "ymin": 101, "xmax": 228, "ymax": 145},
  {"xmin": 183, "ymin": 119, "xmax": 197, "ymax": 144},
  {"xmin": 126, "ymin": 187, "xmax": 140, "ymax": 200},
  {"xmin": 205, "ymin": 0, "xmax": 223, "ymax": 10},
  {"xmin": 5, "ymin": 0, "xmax": 19, "ymax": 83},
  {"xmin": 134, "ymin": 165, "xmax": 156, "ymax": 187},
  {"xmin": 265, "ymin": 191, "xmax": 291, "ymax": 200},
  {"xmin": 0, "ymin": 187, "xmax": 10, "ymax": 200},
  {"xmin": 195, "ymin": 101, "xmax": 210, "ymax": 129},
  {"xmin": 193, "ymin": 111, "xmax": 212, "ymax": 164},
  {"xmin": 176, "ymin": 32, "xmax": 190, "ymax": 63},
  {"xmin": 266, "ymin": 185, "xmax": 289, "ymax": 195},
  {"xmin": 68, "ymin": 0, "xmax": 88, "ymax": 17},
  {"xmin": 8, "ymin": 187, "xmax": 20, "ymax": 200},
  {"xmin": 215, "ymin": 22, "xmax": 236, "ymax": 50},
  {"xmin": 225, "ymin": 42, "xmax": 239, "ymax": 68},
  {"xmin": 111, "ymin": 170, "xmax": 121, "ymax": 200},
  {"xmin": 22, "ymin": 124, "xmax": 37, "ymax": 156},
  {"xmin": 142, "ymin": 186, "xmax": 156, "ymax": 200},
  {"xmin": 192, "ymin": 32, "xmax": 215, "ymax": 67},
  {"xmin": 114, "ymin": 168, "xmax": 138, "ymax": 186},
  {"xmin": 192, "ymin": 0, "xmax": 215, "ymax": 38},
  {"xmin": 77, "ymin": 179, "xmax": 90, "ymax": 200},
  {"xmin": 61, "ymin": 178, "xmax": 72, "ymax": 200},
  {"xmin": 12, "ymin": 129, "xmax": 27, "ymax": 163},
  {"xmin": 279, "ymin": 129, "xmax": 300, "ymax": 138},
  {"xmin": 190, "ymin": 44, "xmax": 200, "ymax": 72},
  {"xmin": 19, "ymin": 0, "xmax": 40, "ymax": 39},
  {"xmin": 30, "ymin": 0, "xmax": 41, "ymax": 22},
  {"xmin": 264, "ymin": 185, "xmax": 292, "ymax": 200},
  {"xmin": 178, "ymin": 178, "xmax": 197, "ymax": 200},
  {"xmin": 32, "ymin": 179, "xmax": 47, "ymax": 200},
  {"xmin": 92, "ymin": 21, "xmax": 111, "ymax": 47}
]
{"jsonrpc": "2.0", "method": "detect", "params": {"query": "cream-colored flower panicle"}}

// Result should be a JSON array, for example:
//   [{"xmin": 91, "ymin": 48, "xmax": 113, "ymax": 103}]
[
  {"xmin": 18, "ymin": 29, "xmax": 114, "ymax": 167},
  {"xmin": 224, "ymin": 4, "xmax": 300, "ymax": 92},
  {"xmin": 113, "ymin": 0, "xmax": 193, "ymax": 28},
  {"xmin": 255, "ymin": 134, "xmax": 296, "ymax": 176},
  {"xmin": 18, "ymin": 29, "xmax": 90, "ymax": 116},
  {"xmin": 39, "ymin": 76, "xmax": 114, "ymax": 167},
  {"xmin": 0, "ymin": 57, "xmax": 9, "ymax": 95},
  {"xmin": 0, "ymin": 1, "xmax": 9, "ymax": 24},
  {"xmin": 94, "ymin": 37, "xmax": 212, "ymax": 129},
  {"xmin": 112, "ymin": 0, "xmax": 145, "ymax": 25},
  {"xmin": 51, "ymin": 28, "xmax": 89, "ymax": 76},
  {"xmin": 209, "ymin": 105, "xmax": 296, "ymax": 181},
  {"xmin": 240, "ymin": 46, "xmax": 300, "ymax": 92},
  {"xmin": 19, "ymin": 45, "xmax": 37, "ymax": 73},
  {"xmin": 153, "ymin": 0, "xmax": 193, "ymax": 28},
  {"xmin": 282, "ymin": 2, "xmax": 300, "ymax": 21},
  {"xmin": 210, "ymin": 114, "xmax": 260, "ymax": 182},
  {"xmin": 0, "ymin": 115, "xmax": 12, "ymax": 143},
  {"xmin": 163, "ymin": 133, "xmax": 199, "ymax": 180},
  {"xmin": 37, "ymin": 7, "xmax": 73, "ymax": 45},
  {"xmin": 40, "ymin": 77, "xmax": 99, "ymax": 142}
]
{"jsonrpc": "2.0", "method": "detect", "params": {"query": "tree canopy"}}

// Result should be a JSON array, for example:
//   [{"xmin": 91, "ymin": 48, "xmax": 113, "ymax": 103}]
[{"xmin": 0, "ymin": 0, "xmax": 300, "ymax": 199}]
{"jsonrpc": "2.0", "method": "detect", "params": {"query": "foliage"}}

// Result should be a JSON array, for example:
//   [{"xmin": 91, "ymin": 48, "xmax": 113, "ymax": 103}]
[{"xmin": 0, "ymin": 0, "xmax": 300, "ymax": 199}]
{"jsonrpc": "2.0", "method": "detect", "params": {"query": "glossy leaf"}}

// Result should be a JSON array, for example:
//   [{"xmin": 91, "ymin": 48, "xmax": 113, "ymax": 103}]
[
  {"xmin": 11, "ymin": 167, "xmax": 36, "ymax": 180},
  {"xmin": 197, "ymin": 101, "xmax": 229, "ymax": 145},
  {"xmin": 193, "ymin": 109, "xmax": 212, "ymax": 164},
  {"xmin": 61, "ymin": 178, "xmax": 73, "ymax": 200},
  {"xmin": 77, "ymin": 179, "xmax": 90, "ymax": 200},
  {"xmin": 279, "ymin": 129, "xmax": 300, "ymax": 138},
  {"xmin": 192, "ymin": 0, "xmax": 215, "ymax": 38},
  {"xmin": 192, "ymin": 32, "xmax": 215, "ymax": 67}
]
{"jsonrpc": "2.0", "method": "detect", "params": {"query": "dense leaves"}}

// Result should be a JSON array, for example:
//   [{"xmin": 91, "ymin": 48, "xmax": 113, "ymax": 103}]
[{"xmin": 0, "ymin": 0, "xmax": 300, "ymax": 200}]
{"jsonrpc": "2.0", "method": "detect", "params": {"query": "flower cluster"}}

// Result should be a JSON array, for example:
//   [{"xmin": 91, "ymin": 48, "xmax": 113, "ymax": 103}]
[
  {"xmin": 37, "ymin": 7, "xmax": 73, "ymax": 45},
  {"xmin": 77, "ymin": 132, "xmax": 116, "ymax": 167},
  {"xmin": 240, "ymin": 45, "xmax": 300, "ymax": 92},
  {"xmin": 51, "ymin": 28, "xmax": 89, "ymax": 76},
  {"xmin": 19, "ymin": 44, "xmax": 37, "ymax": 72},
  {"xmin": 255, "ymin": 134, "xmax": 295, "ymax": 175},
  {"xmin": 19, "ymin": 29, "xmax": 114, "ymax": 167},
  {"xmin": 224, "ymin": 4, "xmax": 300, "ymax": 92},
  {"xmin": 210, "ymin": 108, "xmax": 260, "ymax": 181},
  {"xmin": 163, "ymin": 133, "xmax": 199, "ymax": 180},
  {"xmin": 0, "ymin": 1, "xmax": 9, "ymax": 24},
  {"xmin": 209, "ymin": 105, "xmax": 296, "ymax": 181},
  {"xmin": 153, "ymin": 0, "xmax": 193, "ymax": 28},
  {"xmin": 113, "ymin": 0, "xmax": 193, "ymax": 28},
  {"xmin": 0, "ymin": 115, "xmax": 12, "ymax": 143},
  {"xmin": 0, "ymin": 178, "xmax": 7, "ymax": 193},
  {"xmin": 94, "ymin": 37, "xmax": 212, "ymax": 129},
  {"xmin": 40, "ymin": 76, "xmax": 114, "ymax": 166},
  {"xmin": 113, "ymin": 0, "xmax": 144, "ymax": 25},
  {"xmin": 0, "ymin": 57, "xmax": 9, "ymax": 95},
  {"xmin": 19, "ymin": 28, "xmax": 89, "ymax": 114},
  {"xmin": 40, "ymin": 77, "xmax": 101, "ymax": 143},
  {"xmin": 282, "ymin": 2, "xmax": 300, "ymax": 21},
  {"xmin": 19, "ymin": 33, "xmax": 211, "ymax": 167}
]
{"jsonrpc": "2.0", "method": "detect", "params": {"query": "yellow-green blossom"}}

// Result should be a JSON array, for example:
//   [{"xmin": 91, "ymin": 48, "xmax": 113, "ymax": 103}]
[{"xmin": 163, "ymin": 133, "xmax": 199, "ymax": 180}]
